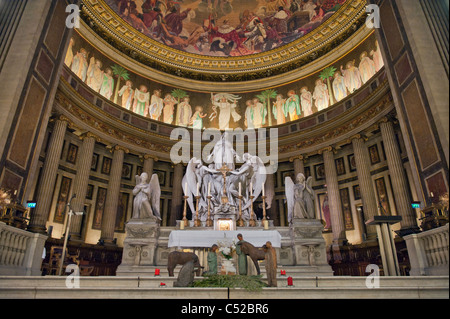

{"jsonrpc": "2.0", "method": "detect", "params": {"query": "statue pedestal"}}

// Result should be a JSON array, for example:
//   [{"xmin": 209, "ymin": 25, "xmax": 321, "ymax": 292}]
[
  {"xmin": 116, "ymin": 218, "xmax": 160, "ymax": 276},
  {"xmin": 290, "ymin": 218, "xmax": 334, "ymax": 275}
]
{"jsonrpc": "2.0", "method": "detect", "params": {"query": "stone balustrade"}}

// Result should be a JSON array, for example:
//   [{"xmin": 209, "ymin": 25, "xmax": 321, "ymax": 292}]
[
  {"xmin": 404, "ymin": 224, "xmax": 449, "ymax": 276},
  {"xmin": 0, "ymin": 222, "xmax": 47, "ymax": 276}
]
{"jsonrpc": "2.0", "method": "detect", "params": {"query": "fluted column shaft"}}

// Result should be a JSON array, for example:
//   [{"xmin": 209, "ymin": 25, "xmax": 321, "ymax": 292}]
[
  {"xmin": 352, "ymin": 137, "xmax": 378, "ymax": 240},
  {"xmin": 323, "ymin": 149, "xmax": 347, "ymax": 245},
  {"xmin": 143, "ymin": 155, "xmax": 156, "ymax": 177},
  {"xmin": 293, "ymin": 156, "xmax": 305, "ymax": 177},
  {"xmin": 100, "ymin": 146, "xmax": 125, "ymax": 244},
  {"xmin": 28, "ymin": 119, "xmax": 68, "ymax": 234},
  {"xmin": 69, "ymin": 135, "xmax": 96, "ymax": 238},
  {"xmin": 169, "ymin": 163, "xmax": 184, "ymax": 226},
  {"xmin": 380, "ymin": 120, "xmax": 417, "ymax": 230}
]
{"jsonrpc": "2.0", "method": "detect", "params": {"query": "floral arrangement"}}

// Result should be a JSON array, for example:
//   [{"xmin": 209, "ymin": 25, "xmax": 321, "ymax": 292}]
[{"xmin": 217, "ymin": 240, "xmax": 236, "ymax": 260}]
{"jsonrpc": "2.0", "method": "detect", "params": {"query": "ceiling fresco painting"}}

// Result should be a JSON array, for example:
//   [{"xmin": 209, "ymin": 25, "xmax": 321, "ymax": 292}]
[{"xmin": 104, "ymin": 0, "xmax": 347, "ymax": 57}]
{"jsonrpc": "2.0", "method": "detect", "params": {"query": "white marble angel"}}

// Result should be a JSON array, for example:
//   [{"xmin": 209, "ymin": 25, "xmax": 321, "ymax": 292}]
[
  {"xmin": 231, "ymin": 153, "xmax": 267, "ymax": 217},
  {"xmin": 182, "ymin": 157, "xmax": 218, "ymax": 221},
  {"xmin": 132, "ymin": 172, "xmax": 161, "ymax": 220},
  {"xmin": 285, "ymin": 173, "xmax": 315, "ymax": 224}
]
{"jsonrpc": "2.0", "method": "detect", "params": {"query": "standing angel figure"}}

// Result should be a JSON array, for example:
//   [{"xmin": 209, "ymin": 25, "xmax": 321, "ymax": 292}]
[
  {"xmin": 182, "ymin": 158, "xmax": 218, "ymax": 221},
  {"xmin": 231, "ymin": 153, "xmax": 267, "ymax": 216},
  {"xmin": 285, "ymin": 173, "xmax": 315, "ymax": 224},
  {"xmin": 132, "ymin": 172, "xmax": 161, "ymax": 220}
]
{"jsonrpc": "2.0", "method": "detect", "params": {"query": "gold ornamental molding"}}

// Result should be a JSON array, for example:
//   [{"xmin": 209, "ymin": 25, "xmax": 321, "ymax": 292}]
[{"xmin": 80, "ymin": 0, "xmax": 367, "ymax": 82}]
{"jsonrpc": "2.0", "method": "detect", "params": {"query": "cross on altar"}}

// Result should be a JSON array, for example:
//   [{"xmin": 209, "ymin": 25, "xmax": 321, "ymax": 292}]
[{"xmin": 218, "ymin": 164, "xmax": 231, "ymax": 204}]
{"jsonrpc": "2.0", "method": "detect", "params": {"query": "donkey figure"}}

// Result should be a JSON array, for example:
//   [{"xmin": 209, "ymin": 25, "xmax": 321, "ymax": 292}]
[{"xmin": 238, "ymin": 241, "xmax": 266, "ymax": 275}]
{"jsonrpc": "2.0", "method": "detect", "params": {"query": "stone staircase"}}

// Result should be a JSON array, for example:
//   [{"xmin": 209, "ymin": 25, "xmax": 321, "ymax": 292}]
[{"xmin": 0, "ymin": 274, "xmax": 447, "ymax": 299}]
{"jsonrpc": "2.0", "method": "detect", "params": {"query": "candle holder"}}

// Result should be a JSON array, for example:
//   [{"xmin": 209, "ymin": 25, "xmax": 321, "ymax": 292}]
[
  {"xmin": 249, "ymin": 195, "xmax": 256, "ymax": 227},
  {"xmin": 194, "ymin": 196, "xmax": 201, "ymax": 227},
  {"xmin": 206, "ymin": 195, "xmax": 213, "ymax": 227},
  {"xmin": 237, "ymin": 195, "xmax": 244, "ymax": 227},
  {"xmin": 262, "ymin": 195, "xmax": 267, "ymax": 221},
  {"xmin": 182, "ymin": 195, "xmax": 189, "ymax": 228}
]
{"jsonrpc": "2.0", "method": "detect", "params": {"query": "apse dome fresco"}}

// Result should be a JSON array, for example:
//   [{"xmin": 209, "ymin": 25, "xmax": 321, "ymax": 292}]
[
  {"xmin": 105, "ymin": 0, "xmax": 347, "ymax": 57},
  {"xmin": 68, "ymin": 0, "xmax": 380, "ymax": 130}
]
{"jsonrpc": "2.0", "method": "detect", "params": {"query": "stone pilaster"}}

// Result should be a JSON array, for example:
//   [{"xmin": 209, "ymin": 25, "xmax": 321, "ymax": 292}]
[
  {"xmin": 99, "ymin": 145, "xmax": 127, "ymax": 244},
  {"xmin": 322, "ymin": 147, "xmax": 347, "ymax": 245},
  {"xmin": 28, "ymin": 118, "xmax": 68, "ymax": 234},
  {"xmin": 380, "ymin": 120, "xmax": 418, "ymax": 232},
  {"xmin": 69, "ymin": 133, "xmax": 97, "ymax": 239},
  {"xmin": 351, "ymin": 135, "xmax": 378, "ymax": 240}
]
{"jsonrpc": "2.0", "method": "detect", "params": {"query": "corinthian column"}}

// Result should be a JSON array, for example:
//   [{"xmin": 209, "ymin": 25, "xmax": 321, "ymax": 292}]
[
  {"xmin": 380, "ymin": 119, "xmax": 418, "ymax": 232},
  {"xmin": 322, "ymin": 147, "xmax": 347, "ymax": 245},
  {"xmin": 69, "ymin": 133, "xmax": 96, "ymax": 239},
  {"xmin": 352, "ymin": 135, "xmax": 378, "ymax": 240},
  {"xmin": 99, "ymin": 145, "xmax": 127, "ymax": 245},
  {"xmin": 28, "ymin": 117, "xmax": 68, "ymax": 234},
  {"xmin": 143, "ymin": 155, "xmax": 157, "ymax": 177},
  {"xmin": 291, "ymin": 155, "xmax": 305, "ymax": 177},
  {"xmin": 169, "ymin": 163, "xmax": 184, "ymax": 226}
]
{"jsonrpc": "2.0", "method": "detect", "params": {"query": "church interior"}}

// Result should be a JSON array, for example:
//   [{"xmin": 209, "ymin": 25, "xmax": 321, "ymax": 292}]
[{"xmin": 0, "ymin": 0, "xmax": 448, "ymax": 300}]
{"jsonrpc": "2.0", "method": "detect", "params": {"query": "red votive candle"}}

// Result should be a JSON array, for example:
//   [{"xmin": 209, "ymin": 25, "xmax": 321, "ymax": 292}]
[
  {"xmin": 155, "ymin": 269, "xmax": 160, "ymax": 276},
  {"xmin": 287, "ymin": 276, "xmax": 294, "ymax": 287},
  {"xmin": 160, "ymin": 282, "xmax": 166, "ymax": 287},
  {"xmin": 280, "ymin": 270, "xmax": 286, "ymax": 276}
]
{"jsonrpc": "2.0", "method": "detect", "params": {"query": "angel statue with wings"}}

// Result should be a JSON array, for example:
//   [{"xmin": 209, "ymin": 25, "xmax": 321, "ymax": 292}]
[
  {"xmin": 182, "ymin": 157, "xmax": 219, "ymax": 221},
  {"xmin": 132, "ymin": 172, "xmax": 161, "ymax": 220},
  {"xmin": 229, "ymin": 153, "xmax": 267, "ymax": 219},
  {"xmin": 285, "ymin": 173, "xmax": 315, "ymax": 224}
]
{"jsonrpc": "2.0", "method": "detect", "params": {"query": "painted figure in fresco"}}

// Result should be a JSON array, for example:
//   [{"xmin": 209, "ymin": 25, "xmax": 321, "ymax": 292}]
[
  {"xmin": 300, "ymin": 86, "xmax": 313, "ymax": 117},
  {"xmin": 273, "ymin": 94, "xmax": 286, "ymax": 125},
  {"xmin": 190, "ymin": 106, "xmax": 208, "ymax": 130},
  {"xmin": 133, "ymin": 85, "xmax": 151, "ymax": 116},
  {"xmin": 65, "ymin": 37, "xmax": 75, "ymax": 67},
  {"xmin": 99, "ymin": 67, "xmax": 115, "ymax": 100},
  {"xmin": 118, "ymin": 80, "xmax": 135, "ymax": 110},
  {"xmin": 165, "ymin": 6, "xmax": 192, "ymax": 36},
  {"xmin": 283, "ymin": 90, "xmax": 301, "ymax": 121},
  {"xmin": 359, "ymin": 51, "xmax": 377, "ymax": 84},
  {"xmin": 244, "ymin": 100, "xmax": 255, "ymax": 129},
  {"xmin": 252, "ymin": 97, "xmax": 266, "ymax": 129},
  {"xmin": 177, "ymin": 96, "xmax": 193, "ymax": 127},
  {"xmin": 313, "ymin": 78, "xmax": 330, "ymax": 112},
  {"xmin": 341, "ymin": 60, "xmax": 362, "ymax": 93},
  {"xmin": 149, "ymin": 89, "xmax": 164, "ymax": 120},
  {"xmin": 163, "ymin": 93, "xmax": 177, "ymax": 124},
  {"xmin": 371, "ymin": 40, "xmax": 384, "ymax": 72},
  {"xmin": 86, "ymin": 57, "xmax": 103, "ymax": 93},
  {"xmin": 212, "ymin": 94, "xmax": 242, "ymax": 130},
  {"xmin": 332, "ymin": 71, "xmax": 348, "ymax": 102},
  {"xmin": 71, "ymin": 48, "xmax": 89, "ymax": 82}
]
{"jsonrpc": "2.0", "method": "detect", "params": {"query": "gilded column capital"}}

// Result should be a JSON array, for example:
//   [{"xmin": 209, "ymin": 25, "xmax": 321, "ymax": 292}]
[
  {"xmin": 107, "ymin": 144, "xmax": 129, "ymax": 154},
  {"xmin": 289, "ymin": 155, "xmax": 304, "ymax": 162},
  {"xmin": 348, "ymin": 133, "xmax": 368, "ymax": 144},
  {"xmin": 318, "ymin": 146, "xmax": 335, "ymax": 155},
  {"xmin": 143, "ymin": 154, "xmax": 159, "ymax": 162},
  {"xmin": 79, "ymin": 131, "xmax": 101, "ymax": 142}
]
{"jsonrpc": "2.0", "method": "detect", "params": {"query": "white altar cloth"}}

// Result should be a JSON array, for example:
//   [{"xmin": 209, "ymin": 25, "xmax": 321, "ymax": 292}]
[{"xmin": 168, "ymin": 230, "xmax": 282, "ymax": 248}]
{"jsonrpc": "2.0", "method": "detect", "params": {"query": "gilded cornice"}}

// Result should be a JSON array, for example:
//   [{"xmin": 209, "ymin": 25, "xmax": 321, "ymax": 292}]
[{"xmin": 80, "ymin": 0, "xmax": 367, "ymax": 82}]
